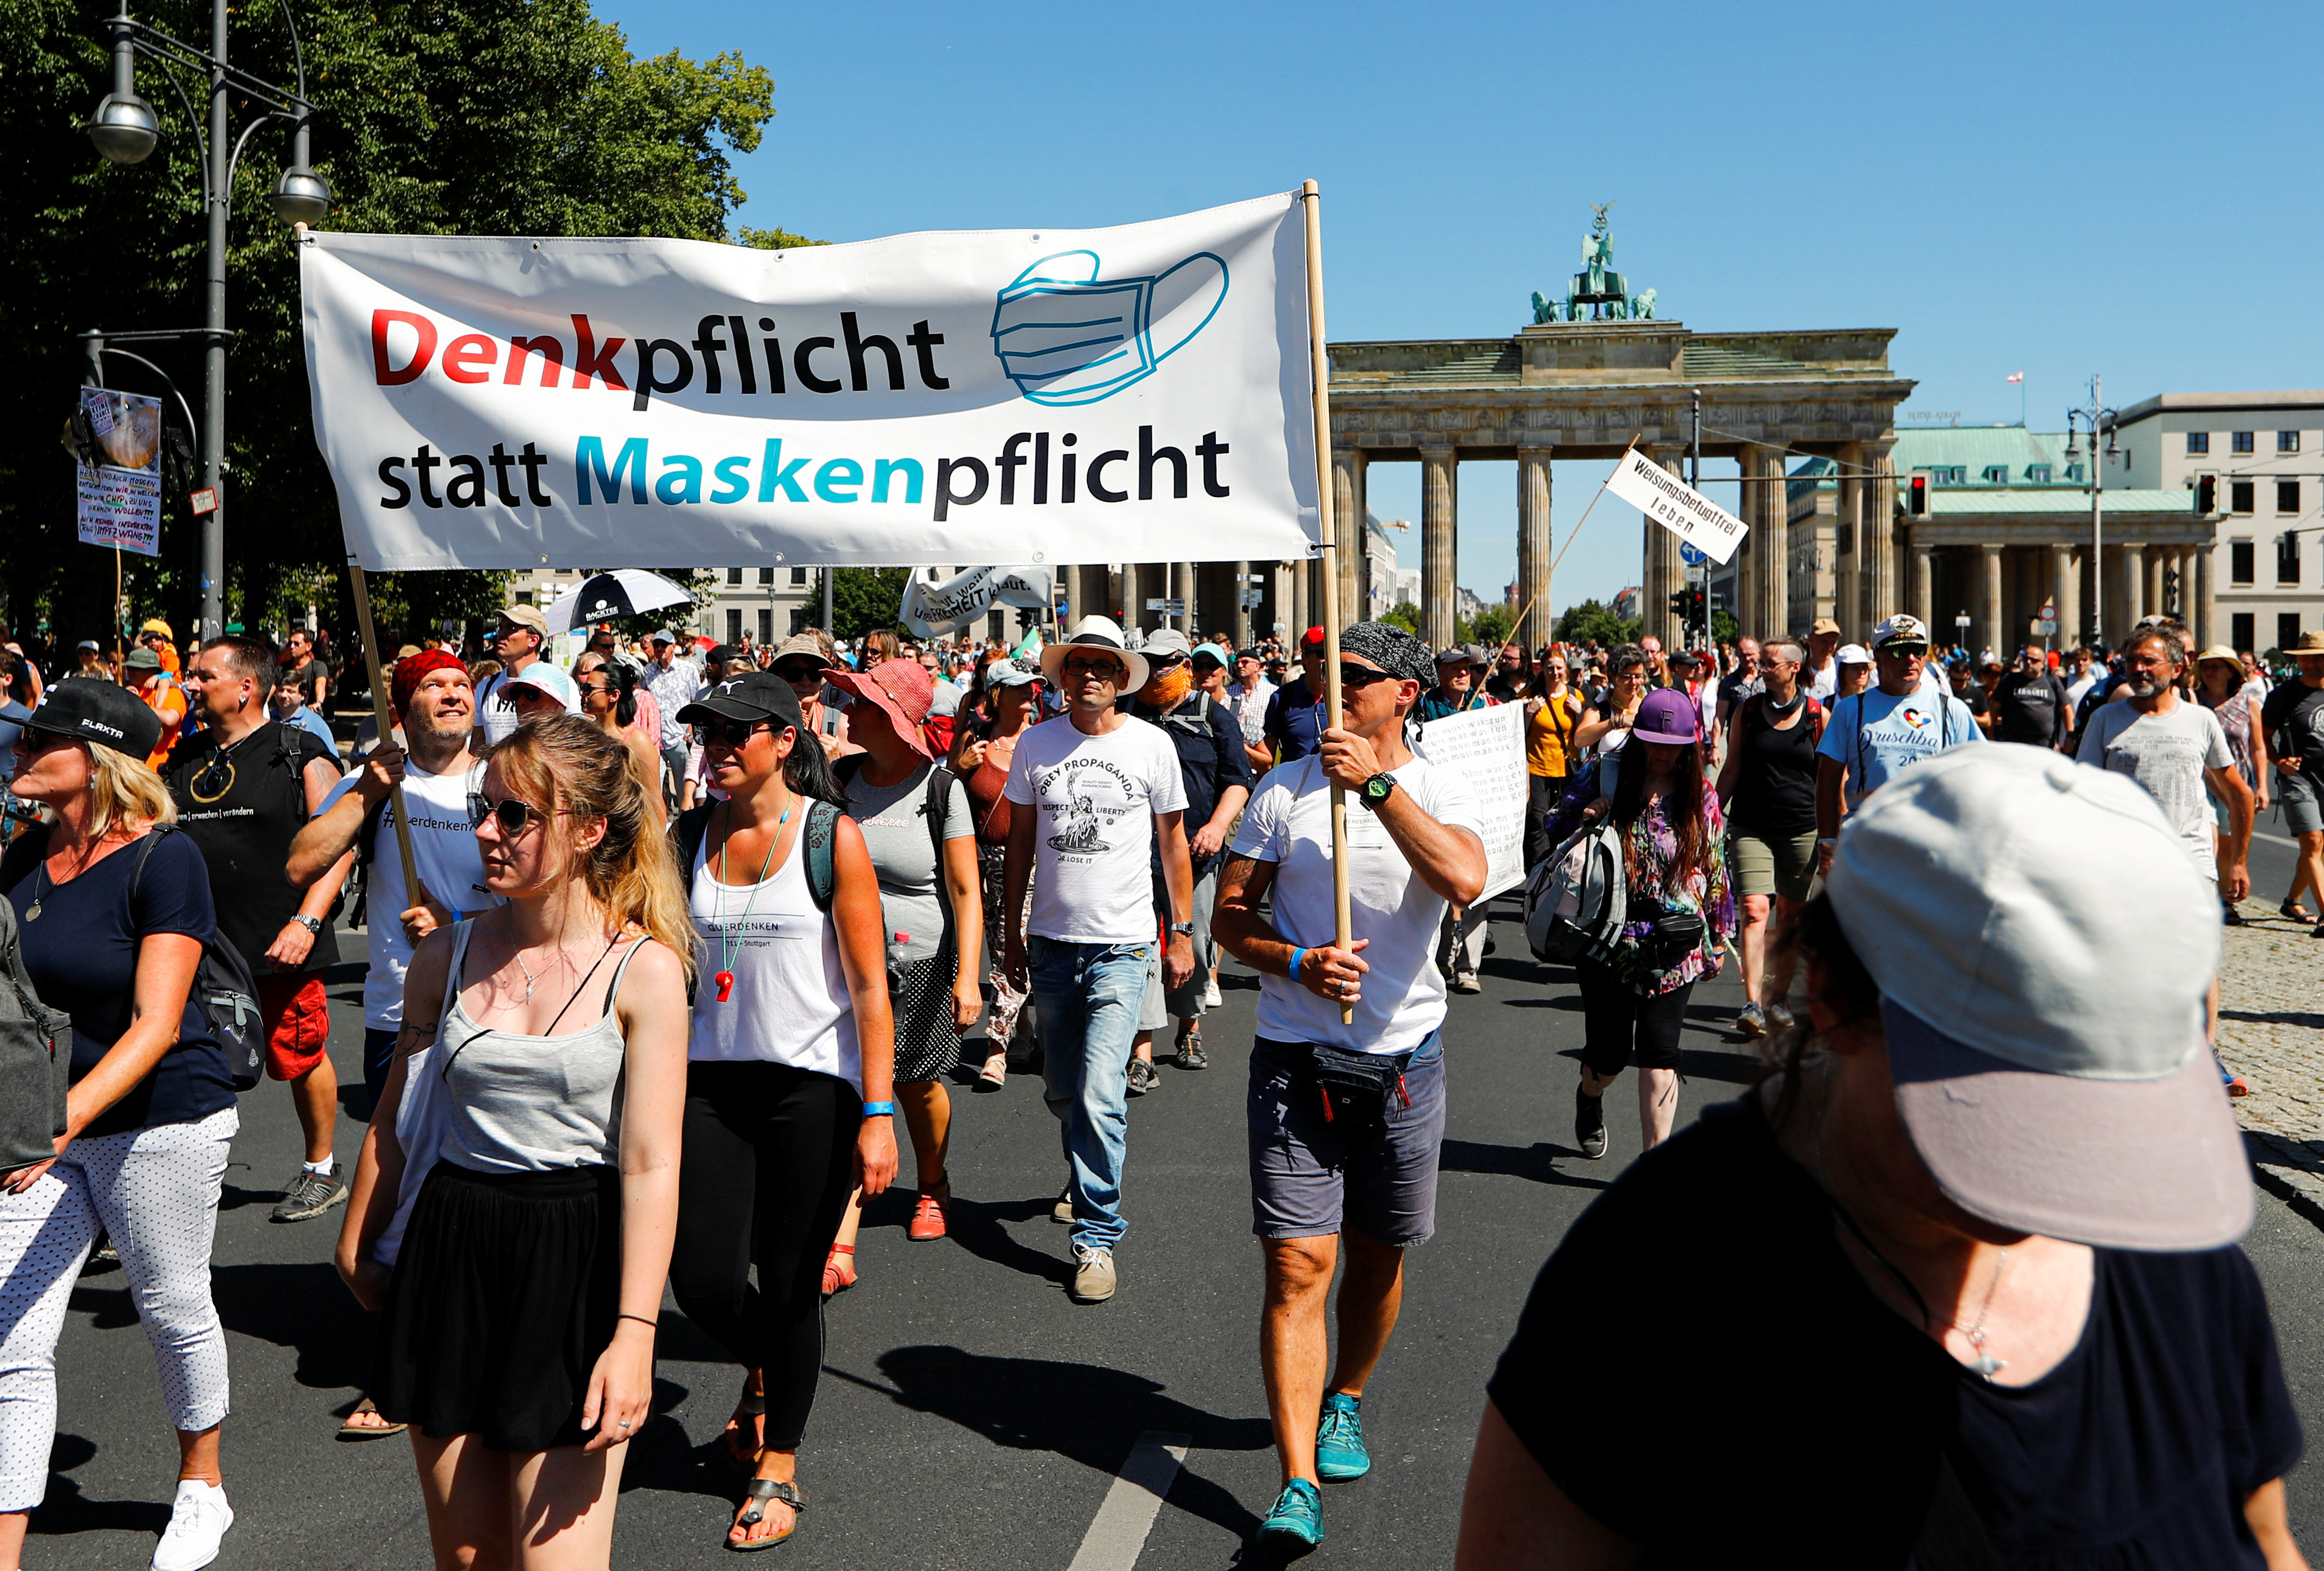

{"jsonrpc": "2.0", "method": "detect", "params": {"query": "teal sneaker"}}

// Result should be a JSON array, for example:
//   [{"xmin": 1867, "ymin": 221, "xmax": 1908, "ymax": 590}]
[
  {"xmin": 1256, "ymin": 1478, "xmax": 1324, "ymax": 1550},
  {"xmin": 1315, "ymin": 1392, "xmax": 1370, "ymax": 1481}
]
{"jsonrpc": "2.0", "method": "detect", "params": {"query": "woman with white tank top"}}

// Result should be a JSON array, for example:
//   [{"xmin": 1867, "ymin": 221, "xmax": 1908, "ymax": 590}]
[
  {"xmin": 335, "ymin": 715, "xmax": 692, "ymax": 1570},
  {"xmin": 665, "ymin": 672, "xmax": 897, "ymax": 1553}
]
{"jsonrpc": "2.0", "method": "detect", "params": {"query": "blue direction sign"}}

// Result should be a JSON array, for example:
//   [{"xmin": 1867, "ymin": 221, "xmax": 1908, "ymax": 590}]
[{"xmin": 1679, "ymin": 541, "xmax": 1707, "ymax": 566}]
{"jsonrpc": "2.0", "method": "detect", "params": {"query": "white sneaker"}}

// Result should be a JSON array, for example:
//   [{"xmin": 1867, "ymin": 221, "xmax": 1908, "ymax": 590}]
[
  {"xmin": 151, "ymin": 1480, "xmax": 232, "ymax": 1571},
  {"xmin": 1202, "ymin": 975, "xmax": 1222, "ymax": 1009}
]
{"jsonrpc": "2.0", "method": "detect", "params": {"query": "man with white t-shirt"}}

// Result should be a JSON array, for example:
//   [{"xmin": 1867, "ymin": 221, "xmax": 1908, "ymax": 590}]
[
  {"xmin": 289, "ymin": 650, "xmax": 499, "ymax": 1117},
  {"xmin": 469, "ymin": 603, "xmax": 550, "ymax": 750},
  {"xmin": 1214, "ymin": 621, "xmax": 1486, "ymax": 1552},
  {"xmin": 1001, "ymin": 616, "xmax": 1194, "ymax": 1305}
]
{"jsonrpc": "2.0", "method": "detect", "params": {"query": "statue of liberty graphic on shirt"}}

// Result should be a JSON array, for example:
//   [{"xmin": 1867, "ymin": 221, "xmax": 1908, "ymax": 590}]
[{"xmin": 1048, "ymin": 782, "xmax": 1109, "ymax": 853}]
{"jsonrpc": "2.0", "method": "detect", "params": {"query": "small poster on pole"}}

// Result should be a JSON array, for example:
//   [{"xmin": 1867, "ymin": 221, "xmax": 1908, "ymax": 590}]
[
  {"xmin": 75, "ymin": 387, "xmax": 164, "ymax": 557},
  {"xmin": 1606, "ymin": 446, "xmax": 1746, "ymax": 565},
  {"xmin": 1413, "ymin": 702, "xmax": 1529, "ymax": 900}
]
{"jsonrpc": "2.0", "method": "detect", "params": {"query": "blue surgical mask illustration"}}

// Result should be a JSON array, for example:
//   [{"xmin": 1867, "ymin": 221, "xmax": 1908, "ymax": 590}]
[{"xmin": 991, "ymin": 249, "xmax": 1227, "ymax": 406}]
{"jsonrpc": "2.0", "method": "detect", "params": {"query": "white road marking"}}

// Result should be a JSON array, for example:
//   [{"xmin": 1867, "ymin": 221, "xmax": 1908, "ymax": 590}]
[{"xmin": 1065, "ymin": 1430, "xmax": 1192, "ymax": 1571}]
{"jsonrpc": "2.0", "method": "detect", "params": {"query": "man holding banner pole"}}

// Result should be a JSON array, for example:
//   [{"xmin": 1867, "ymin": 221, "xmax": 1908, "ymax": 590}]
[{"xmin": 1214, "ymin": 620, "xmax": 1486, "ymax": 1551}]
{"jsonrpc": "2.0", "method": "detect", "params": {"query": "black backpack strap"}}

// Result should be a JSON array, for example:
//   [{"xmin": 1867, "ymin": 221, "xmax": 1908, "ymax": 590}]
[
  {"xmin": 126, "ymin": 821, "xmax": 170, "ymax": 906},
  {"xmin": 674, "ymin": 800, "xmax": 716, "ymax": 886}
]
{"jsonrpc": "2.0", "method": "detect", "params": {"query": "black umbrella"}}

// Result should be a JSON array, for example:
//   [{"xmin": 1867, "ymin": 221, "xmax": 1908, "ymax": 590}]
[{"xmin": 544, "ymin": 569, "xmax": 693, "ymax": 631}]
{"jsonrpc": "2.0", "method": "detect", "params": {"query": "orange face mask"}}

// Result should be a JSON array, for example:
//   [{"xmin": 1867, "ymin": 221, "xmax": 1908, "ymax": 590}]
[{"xmin": 1141, "ymin": 663, "xmax": 1194, "ymax": 709}]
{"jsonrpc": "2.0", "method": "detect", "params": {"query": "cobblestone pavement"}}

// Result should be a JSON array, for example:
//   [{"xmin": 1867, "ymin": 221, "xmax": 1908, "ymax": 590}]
[{"xmin": 2220, "ymin": 898, "xmax": 2324, "ymax": 1210}]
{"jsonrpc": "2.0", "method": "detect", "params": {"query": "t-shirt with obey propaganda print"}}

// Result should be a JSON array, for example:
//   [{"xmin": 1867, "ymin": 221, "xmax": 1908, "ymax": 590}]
[
  {"xmin": 1004, "ymin": 713, "xmax": 1187, "ymax": 945},
  {"xmin": 317, "ymin": 756, "xmax": 500, "ymax": 1029}
]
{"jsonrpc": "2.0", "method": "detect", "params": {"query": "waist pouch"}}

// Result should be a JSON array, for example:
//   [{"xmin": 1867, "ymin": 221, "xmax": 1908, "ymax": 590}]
[
  {"xmin": 1302, "ymin": 1042, "xmax": 1414, "ymax": 1132},
  {"xmin": 1631, "ymin": 908, "xmax": 1706, "ymax": 985}
]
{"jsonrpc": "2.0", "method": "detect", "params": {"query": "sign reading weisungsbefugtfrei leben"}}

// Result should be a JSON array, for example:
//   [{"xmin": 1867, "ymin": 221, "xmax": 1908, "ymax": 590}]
[
  {"xmin": 1606, "ymin": 445, "xmax": 1746, "ymax": 566},
  {"xmin": 299, "ymin": 193, "xmax": 1321, "ymax": 572}
]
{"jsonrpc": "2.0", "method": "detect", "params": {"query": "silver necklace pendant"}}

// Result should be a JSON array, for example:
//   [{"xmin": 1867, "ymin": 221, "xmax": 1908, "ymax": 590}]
[
  {"xmin": 23, "ymin": 900, "xmax": 39, "ymax": 922},
  {"xmin": 1969, "ymin": 1352, "xmax": 2006, "ymax": 1380}
]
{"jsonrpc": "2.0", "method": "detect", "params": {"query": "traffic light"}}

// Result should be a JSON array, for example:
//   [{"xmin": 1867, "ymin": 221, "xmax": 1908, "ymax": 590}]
[
  {"xmin": 1668, "ymin": 589, "xmax": 1691, "ymax": 618},
  {"xmin": 2195, "ymin": 474, "xmax": 2217, "ymax": 512},
  {"xmin": 2164, "ymin": 566, "xmax": 2182, "ymax": 616},
  {"xmin": 1908, "ymin": 474, "xmax": 1928, "ymax": 516}
]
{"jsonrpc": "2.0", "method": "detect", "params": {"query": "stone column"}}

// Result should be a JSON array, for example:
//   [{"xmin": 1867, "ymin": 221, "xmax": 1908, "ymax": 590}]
[
  {"xmin": 2052, "ymin": 545, "xmax": 2076, "ymax": 650},
  {"xmin": 1332, "ymin": 449, "xmax": 1367, "ymax": 638},
  {"xmin": 1980, "ymin": 543, "xmax": 2003, "ymax": 659},
  {"xmin": 1657, "ymin": 449, "xmax": 1694, "ymax": 645},
  {"xmin": 1866, "ymin": 441, "xmax": 1897, "ymax": 624},
  {"xmin": 2143, "ymin": 550, "xmax": 2163, "ymax": 624},
  {"xmin": 2195, "ymin": 541, "xmax": 2217, "ymax": 649},
  {"xmin": 1288, "ymin": 555, "xmax": 1308, "ymax": 639},
  {"xmin": 1517, "ymin": 446, "xmax": 1553, "ymax": 650},
  {"xmin": 1177, "ymin": 560, "xmax": 1197, "ymax": 637},
  {"xmin": 1757, "ymin": 447, "xmax": 1790, "ymax": 639},
  {"xmin": 1834, "ymin": 442, "xmax": 1864, "ymax": 640},
  {"xmin": 2178, "ymin": 546, "xmax": 2198, "ymax": 624},
  {"xmin": 2121, "ymin": 543, "xmax": 2146, "ymax": 630},
  {"xmin": 1233, "ymin": 559, "xmax": 1252, "ymax": 650},
  {"xmin": 1912, "ymin": 540, "xmax": 1934, "ymax": 630},
  {"xmin": 1421, "ymin": 446, "xmax": 1459, "ymax": 648}
]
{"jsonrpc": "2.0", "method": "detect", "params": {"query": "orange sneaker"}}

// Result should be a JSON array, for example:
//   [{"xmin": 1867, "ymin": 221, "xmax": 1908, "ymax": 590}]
[{"xmin": 908, "ymin": 1182, "xmax": 949, "ymax": 1242}]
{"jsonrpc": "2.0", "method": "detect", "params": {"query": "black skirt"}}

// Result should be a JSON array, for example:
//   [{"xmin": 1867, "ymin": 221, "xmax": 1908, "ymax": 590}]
[{"xmin": 373, "ymin": 1160, "xmax": 622, "ymax": 1453}]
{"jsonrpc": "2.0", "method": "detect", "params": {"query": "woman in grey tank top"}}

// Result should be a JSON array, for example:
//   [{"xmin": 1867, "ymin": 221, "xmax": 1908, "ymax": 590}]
[{"xmin": 335, "ymin": 716, "xmax": 693, "ymax": 1570}]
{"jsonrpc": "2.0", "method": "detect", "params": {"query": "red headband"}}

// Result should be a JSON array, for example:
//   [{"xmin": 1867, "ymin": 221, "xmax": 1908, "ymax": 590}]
[{"xmin": 392, "ymin": 649, "xmax": 467, "ymax": 718}]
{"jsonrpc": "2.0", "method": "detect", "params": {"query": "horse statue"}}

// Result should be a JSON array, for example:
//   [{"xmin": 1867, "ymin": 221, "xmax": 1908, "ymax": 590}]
[{"xmin": 1530, "ymin": 290, "xmax": 1559, "ymax": 325}]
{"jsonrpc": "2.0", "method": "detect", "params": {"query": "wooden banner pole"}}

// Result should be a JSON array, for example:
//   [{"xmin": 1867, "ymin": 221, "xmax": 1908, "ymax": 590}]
[
  {"xmin": 346, "ymin": 563, "xmax": 422, "ymax": 904},
  {"xmin": 1299, "ymin": 179, "xmax": 1354, "ymax": 1026}
]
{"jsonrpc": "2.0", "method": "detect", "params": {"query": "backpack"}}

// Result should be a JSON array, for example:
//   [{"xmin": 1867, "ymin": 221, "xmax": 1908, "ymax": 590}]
[
  {"xmin": 0, "ymin": 893, "xmax": 72, "ymax": 1174},
  {"xmin": 1524, "ymin": 818, "xmax": 1628, "ymax": 966},
  {"xmin": 1738, "ymin": 691, "xmax": 1825, "ymax": 749},
  {"xmin": 126, "ymin": 825, "xmax": 265, "ymax": 1092},
  {"xmin": 675, "ymin": 796, "xmax": 843, "ymax": 914}
]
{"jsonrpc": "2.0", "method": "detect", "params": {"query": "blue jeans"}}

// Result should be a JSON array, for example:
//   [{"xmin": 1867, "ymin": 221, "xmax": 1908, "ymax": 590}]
[{"xmin": 1028, "ymin": 937, "xmax": 1149, "ymax": 1251}]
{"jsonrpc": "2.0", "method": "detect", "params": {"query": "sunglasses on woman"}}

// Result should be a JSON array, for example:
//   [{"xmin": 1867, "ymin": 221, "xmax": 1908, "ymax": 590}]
[
  {"xmin": 467, "ymin": 793, "xmax": 561, "ymax": 834},
  {"xmin": 696, "ymin": 718, "xmax": 776, "ymax": 748}
]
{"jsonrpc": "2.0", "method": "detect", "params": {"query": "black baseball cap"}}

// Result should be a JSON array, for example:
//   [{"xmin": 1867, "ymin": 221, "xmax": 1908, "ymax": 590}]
[
  {"xmin": 704, "ymin": 644, "xmax": 740, "ymax": 667},
  {"xmin": 677, "ymin": 670, "xmax": 804, "ymax": 733},
  {"xmin": 27, "ymin": 676, "xmax": 163, "ymax": 761}
]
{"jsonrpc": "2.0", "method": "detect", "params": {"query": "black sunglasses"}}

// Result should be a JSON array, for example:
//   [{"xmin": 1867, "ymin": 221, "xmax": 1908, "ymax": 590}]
[
  {"xmin": 773, "ymin": 660, "xmax": 824, "ymax": 682},
  {"xmin": 467, "ymin": 792, "xmax": 557, "ymax": 835},
  {"xmin": 696, "ymin": 718, "xmax": 777, "ymax": 748},
  {"xmin": 1338, "ymin": 663, "xmax": 1395, "ymax": 689}
]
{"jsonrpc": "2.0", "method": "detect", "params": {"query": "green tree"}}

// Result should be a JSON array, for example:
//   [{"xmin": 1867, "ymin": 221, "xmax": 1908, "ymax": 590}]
[
  {"xmin": 1468, "ymin": 605, "xmax": 1514, "ymax": 649},
  {"xmin": 823, "ymin": 568, "xmax": 911, "ymax": 642},
  {"xmin": 0, "ymin": 0, "xmax": 784, "ymax": 648},
  {"xmin": 1383, "ymin": 600, "xmax": 1421, "ymax": 635},
  {"xmin": 1553, "ymin": 599, "xmax": 1641, "ymax": 650}
]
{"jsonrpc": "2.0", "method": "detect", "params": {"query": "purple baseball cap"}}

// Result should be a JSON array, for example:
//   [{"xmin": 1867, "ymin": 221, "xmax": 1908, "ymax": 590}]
[{"xmin": 1630, "ymin": 687, "xmax": 1700, "ymax": 745}]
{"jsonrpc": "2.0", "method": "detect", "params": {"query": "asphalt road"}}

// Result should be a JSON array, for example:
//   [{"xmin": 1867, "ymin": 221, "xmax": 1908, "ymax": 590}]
[{"xmin": 25, "ymin": 880, "xmax": 2324, "ymax": 1570}]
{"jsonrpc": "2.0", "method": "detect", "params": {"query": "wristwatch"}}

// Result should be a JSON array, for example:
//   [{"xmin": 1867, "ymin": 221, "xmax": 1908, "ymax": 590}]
[
  {"xmin": 293, "ymin": 915, "xmax": 323, "ymax": 934},
  {"xmin": 1169, "ymin": 921, "xmax": 1196, "ymax": 937},
  {"xmin": 1358, "ymin": 772, "xmax": 1397, "ymax": 811}
]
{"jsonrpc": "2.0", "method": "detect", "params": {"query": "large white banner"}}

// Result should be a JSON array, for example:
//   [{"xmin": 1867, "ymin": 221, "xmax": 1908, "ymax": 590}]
[
  {"xmin": 900, "ymin": 565, "xmax": 1053, "ymax": 638},
  {"xmin": 1606, "ymin": 446, "xmax": 1746, "ymax": 565},
  {"xmin": 1414, "ymin": 703, "xmax": 1529, "ymax": 901},
  {"xmin": 301, "ymin": 193, "xmax": 1320, "ymax": 572}
]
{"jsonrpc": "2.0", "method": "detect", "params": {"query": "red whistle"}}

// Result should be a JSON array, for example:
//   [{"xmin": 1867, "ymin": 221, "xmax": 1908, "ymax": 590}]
[{"xmin": 715, "ymin": 970, "xmax": 735, "ymax": 1003}]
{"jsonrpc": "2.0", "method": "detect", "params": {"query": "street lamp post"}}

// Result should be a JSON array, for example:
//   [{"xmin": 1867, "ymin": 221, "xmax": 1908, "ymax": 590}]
[
  {"xmin": 2064, "ymin": 375, "xmax": 2119, "ymax": 654},
  {"xmin": 84, "ymin": 0, "xmax": 332, "ymax": 645}
]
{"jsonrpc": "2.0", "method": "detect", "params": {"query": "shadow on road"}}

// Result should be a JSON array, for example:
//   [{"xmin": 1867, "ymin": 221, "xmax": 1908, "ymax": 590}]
[
  {"xmin": 836, "ymin": 1345, "xmax": 1271, "ymax": 1540},
  {"xmin": 1440, "ymin": 1137, "xmax": 1612, "ymax": 1191},
  {"xmin": 926, "ymin": 1194, "xmax": 1077, "ymax": 1287},
  {"xmin": 211, "ymin": 1261, "xmax": 374, "ymax": 1391},
  {"xmin": 29, "ymin": 1434, "xmax": 169, "ymax": 1540}
]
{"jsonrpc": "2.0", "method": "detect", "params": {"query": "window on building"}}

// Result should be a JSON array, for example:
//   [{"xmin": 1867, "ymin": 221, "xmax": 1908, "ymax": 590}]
[
  {"xmin": 2187, "ymin": 432, "xmax": 2210, "ymax": 455},
  {"xmin": 2280, "ymin": 535, "xmax": 2301, "ymax": 585},
  {"xmin": 2232, "ymin": 432, "xmax": 2256, "ymax": 453},
  {"xmin": 2231, "ymin": 480, "xmax": 2256, "ymax": 513},
  {"xmin": 2233, "ymin": 612, "xmax": 2255, "ymax": 652},
  {"xmin": 758, "ymin": 567, "xmax": 774, "ymax": 585},
  {"xmin": 2280, "ymin": 613, "xmax": 2302, "ymax": 652},
  {"xmin": 726, "ymin": 609, "xmax": 742, "ymax": 645},
  {"xmin": 2280, "ymin": 430, "xmax": 2302, "ymax": 453},
  {"xmin": 1983, "ymin": 466, "xmax": 2010, "ymax": 484},
  {"xmin": 514, "ymin": 590, "xmax": 533, "ymax": 605},
  {"xmin": 1835, "ymin": 520, "xmax": 1853, "ymax": 556},
  {"xmin": 2027, "ymin": 464, "xmax": 2052, "ymax": 484},
  {"xmin": 988, "ymin": 610, "xmax": 1005, "ymax": 641},
  {"xmin": 2280, "ymin": 481, "xmax": 2302, "ymax": 514},
  {"xmin": 1929, "ymin": 466, "xmax": 1967, "ymax": 485},
  {"xmin": 2066, "ymin": 463, "xmax": 2085, "ymax": 483},
  {"xmin": 726, "ymin": 567, "xmax": 743, "ymax": 585},
  {"xmin": 757, "ymin": 609, "xmax": 773, "ymax": 644},
  {"xmin": 2231, "ymin": 541, "xmax": 2255, "ymax": 584},
  {"xmin": 790, "ymin": 566, "xmax": 808, "ymax": 585}
]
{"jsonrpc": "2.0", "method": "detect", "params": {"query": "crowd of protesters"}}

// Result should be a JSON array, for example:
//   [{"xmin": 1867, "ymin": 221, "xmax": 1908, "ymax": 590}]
[{"xmin": 0, "ymin": 589, "xmax": 2316, "ymax": 1568}]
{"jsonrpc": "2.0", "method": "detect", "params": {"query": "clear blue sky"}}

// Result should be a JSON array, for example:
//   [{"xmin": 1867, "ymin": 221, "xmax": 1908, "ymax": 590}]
[{"xmin": 610, "ymin": 0, "xmax": 2322, "ymax": 619}]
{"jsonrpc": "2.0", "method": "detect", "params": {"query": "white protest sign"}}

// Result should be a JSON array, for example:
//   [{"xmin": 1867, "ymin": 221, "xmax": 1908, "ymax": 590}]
[
  {"xmin": 900, "ymin": 565, "xmax": 1054, "ymax": 638},
  {"xmin": 1605, "ymin": 446, "xmax": 1746, "ymax": 565},
  {"xmin": 300, "ymin": 192, "xmax": 1319, "ymax": 571},
  {"xmin": 75, "ymin": 388, "xmax": 163, "ymax": 557},
  {"xmin": 1414, "ymin": 702, "xmax": 1529, "ymax": 901}
]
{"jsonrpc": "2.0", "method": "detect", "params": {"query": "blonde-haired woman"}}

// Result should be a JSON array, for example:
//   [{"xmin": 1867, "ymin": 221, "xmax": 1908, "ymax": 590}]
[
  {"xmin": 336, "ymin": 713, "xmax": 692, "ymax": 1570},
  {"xmin": 0, "ymin": 679, "xmax": 242, "ymax": 1571}
]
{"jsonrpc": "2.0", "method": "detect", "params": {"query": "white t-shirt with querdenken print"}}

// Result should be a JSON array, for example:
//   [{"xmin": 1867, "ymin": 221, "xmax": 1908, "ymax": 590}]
[
  {"xmin": 318, "ymin": 757, "xmax": 499, "ymax": 1029},
  {"xmin": 1003, "ymin": 714, "xmax": 1187, "ymax": 945}
]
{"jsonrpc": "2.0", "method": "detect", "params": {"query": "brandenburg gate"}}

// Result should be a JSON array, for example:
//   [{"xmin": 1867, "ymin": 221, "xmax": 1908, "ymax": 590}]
[{"xmin": 1060, "ymin": 211, "xmax": 1917, "ymax": 652}]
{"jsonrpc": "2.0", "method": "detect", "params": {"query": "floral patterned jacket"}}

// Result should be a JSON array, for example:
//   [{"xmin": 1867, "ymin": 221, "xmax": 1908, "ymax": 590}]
[{"xmin": 1608, "ymin": 789, "xmax": 1734, "ymax": 997}]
